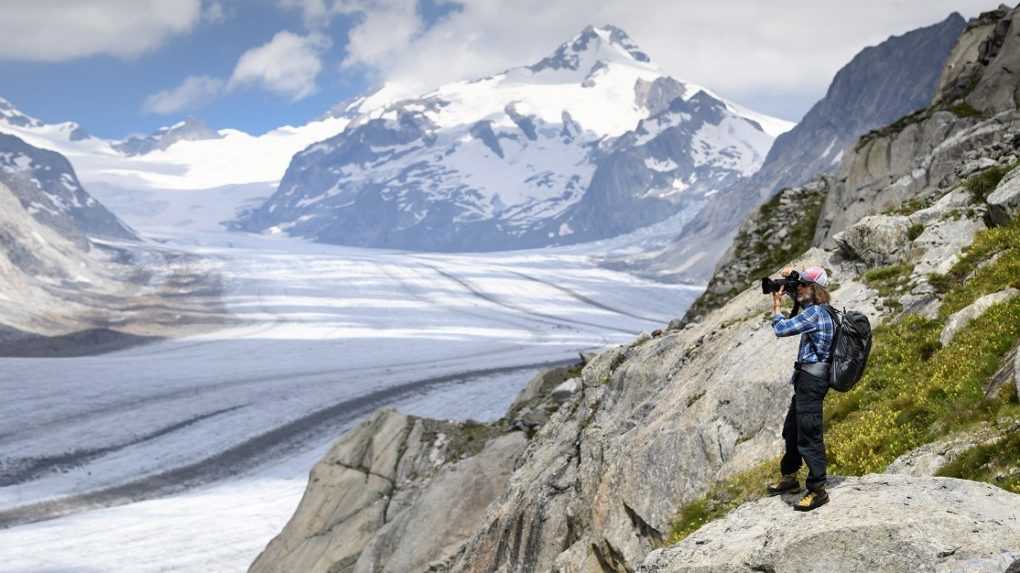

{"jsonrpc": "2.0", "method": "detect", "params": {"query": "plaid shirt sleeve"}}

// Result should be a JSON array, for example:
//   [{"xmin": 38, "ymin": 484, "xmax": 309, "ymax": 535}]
[{"xmin": 771, "ymin": 304, "xmax": 821, "ymax": 338}]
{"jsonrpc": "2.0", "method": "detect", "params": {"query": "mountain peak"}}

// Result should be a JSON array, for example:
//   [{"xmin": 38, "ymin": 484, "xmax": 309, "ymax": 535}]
[{"xmin": 529, "ymin": 24, "xmax": 653, "ymax": 73}]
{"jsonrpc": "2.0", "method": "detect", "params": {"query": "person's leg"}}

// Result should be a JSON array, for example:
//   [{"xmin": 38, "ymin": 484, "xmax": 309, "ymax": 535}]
[
  {"xmin": 779, "ymin": 394, "xmax": 802, "ymax": 476},
  {"xmin": 794, "ymin": 371, "xmax": 829, "ymax": 492}
]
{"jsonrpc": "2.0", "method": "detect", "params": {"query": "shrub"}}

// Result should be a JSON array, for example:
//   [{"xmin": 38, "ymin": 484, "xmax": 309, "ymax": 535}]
[
  {"xmin": 964, "ymin": 164, "xmax": 1012, "ymax": 202},
  {"xmin": 948, "ymin": 102, "xmax": 984, "ymax": 119}
]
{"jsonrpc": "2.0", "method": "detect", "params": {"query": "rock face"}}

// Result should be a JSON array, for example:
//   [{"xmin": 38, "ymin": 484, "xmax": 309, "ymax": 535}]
[
  {"xmin": 834, "ymin": 214, "xmax": 912, "ymax": 266},
  {"xmin": 236, "ymin": 26, "xmax": 786, "ymax": 252},
  {"xmin": 640, "ymin": 475, "xmax": 1020, "ymax": 573},
  {"xmin": 249, "ymin": 409, "xmax": 527, "ymax": 573},
  {"xmin": 0, "ymin": 132, "xmax": 135, "ymax": 245},
  {"xmin": 988, "ymin": 164, "xmax": 1020, "ymax": 226},
  {"xmin": 615, "ymin": 12, "xmax": 966, "ymax": 283},
  {"xmin": 815, "ymin": 6, "xmax": 1020, "ymax": 246},
  {"xmin": 249, "ymin": 363, "xmax": 585, "ymax": 573}
]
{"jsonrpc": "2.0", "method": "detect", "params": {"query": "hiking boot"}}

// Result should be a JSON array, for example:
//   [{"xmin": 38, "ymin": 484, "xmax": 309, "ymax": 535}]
[
  {"xmin": 766, "ymin": 474, "xmax": 801, "ymax": 496},
  {"xmin": 794, "ymin": 488, "xmax": 829, "ymax": 511}
]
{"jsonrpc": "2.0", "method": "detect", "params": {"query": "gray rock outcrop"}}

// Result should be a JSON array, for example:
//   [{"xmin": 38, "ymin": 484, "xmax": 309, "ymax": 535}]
[
  {"xmin": 940, "ymin": 288, "xmax": 1020, "ymax": 346},
  {"xmin": 640, "ymin": 475, "xmax": 1020, "ymax": 573},
  {"xmin": 988, "ymin": 164, "xmax": 1020, "ymax": 225},
  {"xmin": 834, "ymin": 214, "xmax": 912, "ymax": 266},
  {"xmin": 249, "ymin": 409, "xmax": 527, "ymax": 573}
]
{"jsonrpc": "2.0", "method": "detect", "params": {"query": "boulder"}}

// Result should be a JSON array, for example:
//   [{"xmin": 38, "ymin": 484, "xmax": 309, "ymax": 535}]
[
  {"xmin": 834, "ymin": 215, "xmax": 911, "ymax": 266},
  {"xmin": 640, "ymin": 475, "xmax": 1020, "ymax": 573},
  {"xmin": 988, "ymin": 165, "xmax": 1020, "ymax": 226},
  {"xmin": 911, "ymin": 216, "xmax": 985, "ymax": 276},
  {"xmin": 551, "ymin": 378, "xmax": 579, "ymax": 402},
  {"xmin": 939, "ymin": 288, "xmax": 1020, "ymax": 346}
]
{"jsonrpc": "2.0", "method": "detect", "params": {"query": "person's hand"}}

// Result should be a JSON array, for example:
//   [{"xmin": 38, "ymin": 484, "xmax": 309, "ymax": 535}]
[{"xmin": 771, "ymin": 287, "xmax": 784, "ymax": 314}]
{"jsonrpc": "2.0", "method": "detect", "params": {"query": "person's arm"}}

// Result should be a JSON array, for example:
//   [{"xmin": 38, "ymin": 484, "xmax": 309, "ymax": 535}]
[{"xmin": 772, "ymin": 304, "xmax": 820, "ymax": 338}]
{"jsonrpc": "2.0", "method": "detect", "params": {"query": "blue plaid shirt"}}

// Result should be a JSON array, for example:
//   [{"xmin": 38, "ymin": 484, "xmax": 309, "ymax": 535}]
[{"xmin": 771, "ymin": 303, "xmax": 835, "ymax": 364}]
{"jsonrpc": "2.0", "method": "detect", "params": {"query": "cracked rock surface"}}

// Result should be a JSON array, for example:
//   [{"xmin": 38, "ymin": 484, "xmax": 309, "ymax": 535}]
[{"xmin": 640, "ymin": 475, "xmax": 1020, "ymax": 573}]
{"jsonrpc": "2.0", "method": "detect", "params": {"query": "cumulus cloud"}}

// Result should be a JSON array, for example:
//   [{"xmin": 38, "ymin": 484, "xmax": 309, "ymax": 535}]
[
  {"xmin": 0, "ymin": 0, "xmax": 205, "ymax": 62},
  {"xmin": 325, "ymin": 0, "xmax": 997, "ymax": 119},
  {"xmin": 228, "ymin": 31, "xmax": 331, "ymax": 100},
  {"xmin": 333, "ymin": 0, "xmax": 423, "ymax": 71},
  {"xmin": 143, "ymin": 75, "xmax": 225, "ymax": 114}
]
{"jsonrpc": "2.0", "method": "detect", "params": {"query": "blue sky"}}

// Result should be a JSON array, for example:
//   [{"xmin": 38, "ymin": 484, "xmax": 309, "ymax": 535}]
[
  {"xmin": 0, "ymin": 1, "xmax": 997, "ymax": 139},
  {"xmin": 0, "ymin": 1, "xmax": 458, "ymax": 137}
]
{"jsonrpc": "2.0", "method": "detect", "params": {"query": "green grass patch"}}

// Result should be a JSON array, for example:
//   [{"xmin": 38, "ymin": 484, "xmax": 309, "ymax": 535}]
[
  {"xmin": 862, "ymin": 262, "xmax": 914, "ymax": 311},
  {"xmin": 666, "ymin": 461, "xmax": 800, "ymax": 545},
  {"xmin": 937, "ymin": 429, "xmax": 1020, "ymax": 495},
  {"xmin": 907, "ymin": 223, "xmax": 925, "ymax": 241},
  {"xmin": 884, "ymin": 196, "xmax": 929, "ymax": 216}
]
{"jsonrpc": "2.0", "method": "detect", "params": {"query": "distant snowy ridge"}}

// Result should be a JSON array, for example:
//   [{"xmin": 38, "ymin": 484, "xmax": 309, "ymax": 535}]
[
  {"xmin": 0, "ymin": 97, "xmax": 353, "ymax": 192},
  {"xmin": 237, "ymin": 25, "xmax": 793, "ymax": 252}
]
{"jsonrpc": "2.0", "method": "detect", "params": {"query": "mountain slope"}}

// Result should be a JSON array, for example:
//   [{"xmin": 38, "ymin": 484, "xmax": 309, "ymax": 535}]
[
  {"xmin": 235, "ymin": 25, "xmax": 791, "ymax": 251},
  {"xmin": 0, "ymin": 132, "xmax": 135, "ymax": 243},
  {"xmin": 615, "ymin": 12, "xmax": 967, "ymax": 283}
]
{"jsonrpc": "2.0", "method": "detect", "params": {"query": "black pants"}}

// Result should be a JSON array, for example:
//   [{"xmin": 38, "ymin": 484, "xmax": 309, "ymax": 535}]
[{"xmin": 780, "ymin": 369, "xmax": 829, "ymax": 491}]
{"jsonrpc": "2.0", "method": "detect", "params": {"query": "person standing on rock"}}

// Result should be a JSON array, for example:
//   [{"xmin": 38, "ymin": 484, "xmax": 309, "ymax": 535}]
[{"xmin": 766, "ymin": 265, "xmax": 834, "ymax": 511}]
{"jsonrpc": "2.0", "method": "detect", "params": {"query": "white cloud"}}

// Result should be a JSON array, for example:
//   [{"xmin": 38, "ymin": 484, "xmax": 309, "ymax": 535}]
[
  {"xmin": 0, "ymin": 0, "xmax": 204, "ymax": 62},
  {"xmin": 327, "ymin": 0, "xmax": 1000, "ymax": 120},
  {"xmin": 143, "ymin": 75, "xmax": 225, "ymax": 114},
  {"xmin": 333, "ymin": 0, "xmax": 423, "ymax": 71},
  {"xmin": 228, "ymin": 31, "xmax": 330, "ymax": 100}
]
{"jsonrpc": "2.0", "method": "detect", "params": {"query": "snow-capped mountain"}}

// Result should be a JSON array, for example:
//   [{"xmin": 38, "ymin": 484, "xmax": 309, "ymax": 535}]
[
  {"xmin": 113, "ymin": 118, "xmax": 223, "ymax": 157},
  {"xmin": 0, "ymin": 97, "xmax": 91, "ymax": 142},
  {"xmin": 236, "ymin": 25, "xmax": 793, "ymax": 251},
  {"xmin": 0, "ymin": 132, "xmax": 135, "ymax": 245}
]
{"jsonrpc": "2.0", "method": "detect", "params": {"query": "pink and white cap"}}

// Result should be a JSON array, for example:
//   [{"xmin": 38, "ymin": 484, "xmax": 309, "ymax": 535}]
[{"xmin": 801, "ymin": 266, "xmax": 829, "ymax": 288}]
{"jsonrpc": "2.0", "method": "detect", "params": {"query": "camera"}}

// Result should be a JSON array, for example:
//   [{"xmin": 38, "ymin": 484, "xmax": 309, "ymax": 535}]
[{"xmin": 761, "ymin": 270, "xmax": 801, "ymax": 296}]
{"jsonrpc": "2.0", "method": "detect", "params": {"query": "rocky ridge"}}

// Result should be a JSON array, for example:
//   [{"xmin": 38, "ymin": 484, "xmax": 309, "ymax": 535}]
[
  {"xmin": 113, "ymin": 118, "xmax": 223, "ymax": 157},
  {"xmin": 251, "ymin": 6, "xmax": 1020, "ymax": 573}
]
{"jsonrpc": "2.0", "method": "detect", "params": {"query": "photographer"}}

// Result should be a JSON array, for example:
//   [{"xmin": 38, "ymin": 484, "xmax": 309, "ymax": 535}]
[{"xmin": 764, "ymin": 266, "xmax": 834, "ymax": 511}]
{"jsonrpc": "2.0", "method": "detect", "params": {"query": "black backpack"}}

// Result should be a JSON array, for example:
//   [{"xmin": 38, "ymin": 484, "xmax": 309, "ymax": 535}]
[{"xmin": 822, "ymin": 305, "xmax": 873, "ymax": 392}]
